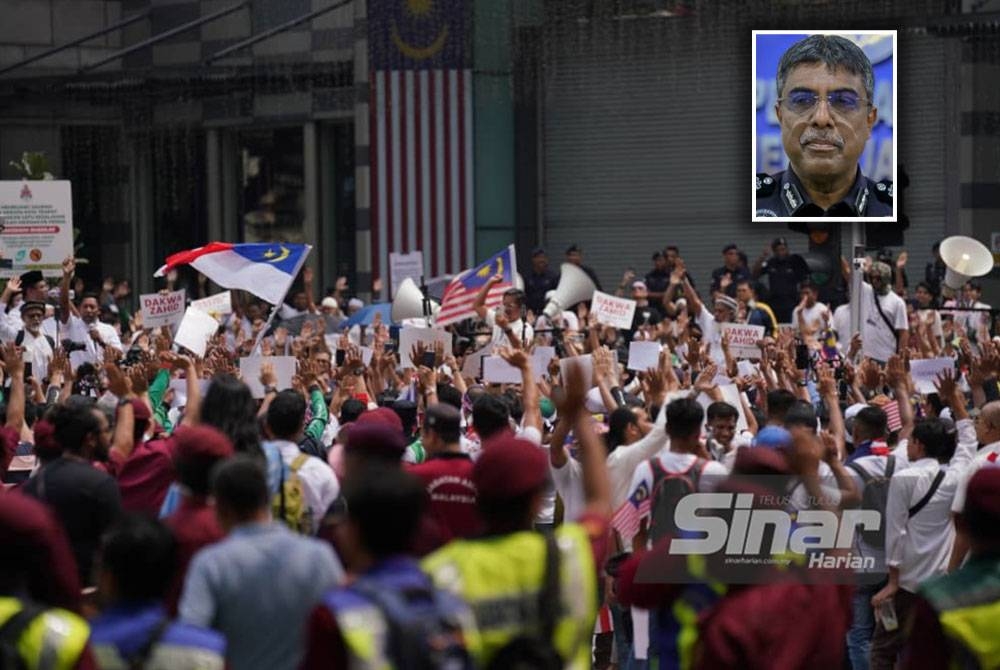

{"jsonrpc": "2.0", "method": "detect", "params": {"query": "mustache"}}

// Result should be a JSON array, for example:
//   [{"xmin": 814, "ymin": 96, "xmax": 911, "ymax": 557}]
[{"xmin": 800, "ymin": 132, "xmax": 845, "ymax": 148}]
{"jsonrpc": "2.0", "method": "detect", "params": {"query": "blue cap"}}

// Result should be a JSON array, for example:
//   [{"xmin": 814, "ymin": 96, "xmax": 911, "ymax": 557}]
[{"xmin": 753, "ymin": 426, "xmax": 792, "ymax": 450}]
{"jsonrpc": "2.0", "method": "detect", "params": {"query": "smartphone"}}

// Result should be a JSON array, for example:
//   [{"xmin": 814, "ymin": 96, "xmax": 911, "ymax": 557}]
[
  {"xmin": 420, "ymin": 350, "xmax": 437, "ymax": 369},
  {"xmin": 795, "ymin": 343, "xmax": 810, "ymax": 371},
  {"xmin": 23, "ymin": 362, "xmax": 32, "ymax": 380},
  {"xmin": 879, "ymin": 600, "xmax": 899, "ymax": 632},
  {"xmin": 335, "ymin": 349, "xmax": 346, "ymax": 367},
  {"xmin": 383, "ymin": 341, "xmax": 396, "ymax": 354}
]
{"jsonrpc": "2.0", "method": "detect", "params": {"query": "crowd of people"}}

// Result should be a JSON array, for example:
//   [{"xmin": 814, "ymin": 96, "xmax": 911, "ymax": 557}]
[{"xmin": 2, "ymin": 239, "xmax": 1000, "ymax": 670}]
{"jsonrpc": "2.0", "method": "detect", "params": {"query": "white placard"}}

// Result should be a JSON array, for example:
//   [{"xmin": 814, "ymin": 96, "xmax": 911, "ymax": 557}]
[
  {"xmin": 590, "ymin": 291, "xmax": 637, "ymax": 330},
  {"xmin": 910, "ymin": 357, "xmax": 955, "ymax": 394},
  {"xmin": 359, "ymin": 346, "xmax": 374, "ymax": 367},
  {"xmin": 560, "ymin": 354, "xmax": 594, "ymax": 389},
  {"xmin": 462, "ymin": 344, "xmax": 492, "ymax": 380},
  {"xmin": 0, "ymin": 180, "xmax": 74, "ymax": 278},
  {"xmin": 737, "ymin": 360, "xmax": 758, "ymax": 378},
  {"xmin": 173, "ymin": 307, "xmax": 220, "ymax": 358},
  {"xmin": 531, "ymin": 346, "xmax": 557, "ymax": 382},
  {"xmin": 720, "ymin": 323, "xmax": 766, "ymax": 359},
  {"xmin": 627, "ymin": 341, "xmax": 662, "ymax": 371},
  {"xmin": 390, "ymin": 251, "xmax": 425, "ymax": 297},
  {"xmin": 191, "ymin": 291, "xmax": 233, "ymax": 316},
  {"xmin": 139, "ymin": 289, "xmax": 186, "ymax": 329},
  {"xmin": 239, "ymin": 356, "xmax": 298, "ymax": 399},
  {"xmin": 398, "ymin": 326, "xmax": 452, "ymax": 368},
  {"xmin": 482, "ymin": 356, "xmax": 525, "ymax": 384}
]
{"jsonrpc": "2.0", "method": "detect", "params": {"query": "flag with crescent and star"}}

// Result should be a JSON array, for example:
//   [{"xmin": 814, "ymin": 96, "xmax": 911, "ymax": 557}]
[
  {"xmin": 368, "ymin": 0, "xmax": 474, "ymax": 292},
  {"xmin": 435, "ymin": 245, "xmax": 516, "ymax": 327},
  {"xmin": 154, "ymin": 242, "xmax": 311, "ymax": 306}
]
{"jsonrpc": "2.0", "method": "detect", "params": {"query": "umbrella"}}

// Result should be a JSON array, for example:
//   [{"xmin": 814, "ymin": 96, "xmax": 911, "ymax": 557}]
[{"xmin": 340, "ymin": 303, "xmax": 393, "ymax": 329}]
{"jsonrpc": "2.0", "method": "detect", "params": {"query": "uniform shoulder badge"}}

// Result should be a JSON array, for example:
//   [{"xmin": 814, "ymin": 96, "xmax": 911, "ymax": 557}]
[
  {"xmin": 875, "ymin": 179, "xmax": 893, "ymax": 204},
  {"xmin": 756, "ymin": 173, "xmax": 777, "ymax": 197}
]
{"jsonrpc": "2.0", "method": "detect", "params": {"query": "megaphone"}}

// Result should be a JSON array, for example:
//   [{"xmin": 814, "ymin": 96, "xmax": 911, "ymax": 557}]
[
  {"xmin": 391, "ymin": 277, "xmax": 438, "ymax": 323},
  {"xmin": 543, "ymin": 263, "xmax": 597, "ymax": 320},
  {"xmin": 939, "ymin": 236, "xmax": 993, "ymax": 297}
]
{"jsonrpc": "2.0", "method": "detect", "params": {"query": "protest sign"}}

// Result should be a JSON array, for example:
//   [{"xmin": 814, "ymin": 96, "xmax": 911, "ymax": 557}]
[
  {"xmin": 139, "ymin": 289, "xmax": 186, "ymax": 329},
  {"xmin": 628, "ymin": 341, "xmax": 662, "ymax": 371},
  {"xmin": 398, "ymin": 326, "xmax": 452, "ymax": 368},
  {"xmin": 590, "ymin": 291, "xmax": 637, "ymax": 330},
  {"xmin": 191, "ymin": 291, "xmax": 232, "ymax": 317},
  {"xmin": 390, "ymin": 251, "xmax": 424, "ymax": 297},
  {"xmin": 737, "ymin": 360, "xmax": 758, "ymax": 379},
  {"xmin": 910, "ymin": 357, "xmax": 955, "ymax": 394},
  {"xmin": 482, "ymin": 356, "xmax": 524, "ymax": 384},
  {"xmin": 462, "ymin": 344, "xmax": 492, "ymax": 380},
  {"xmin": 531, "ymin": 346, "xmax": 557, "ymax": 382},
  {"xmin": 720, "ymin": 323, "xmax": 765, "ymax": 359},
  {"xmin": 174, "ymin": 307, "xmax": 220, "ymax": 358},
  {"xmin": 239, "ymin": 356, "xmax": 297, "ymax": 399},
  {"xmin": 0, "ymin": 180, "xmax": 74, "ymax": 278},
  {"xmin": 560, "ymin": 355, "xmax": 594, "ymax": 389}
]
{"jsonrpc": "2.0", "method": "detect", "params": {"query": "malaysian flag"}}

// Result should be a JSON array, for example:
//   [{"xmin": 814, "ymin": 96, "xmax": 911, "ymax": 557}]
[
  {"xmin": 369, "ymin": 0, "xmax": 474, "ymax": 293},
  {"xmin": 435, "ymin": 245, "xmax": 516, "ymax": 327},
  {"xmin": 611, "ymin": 480, "xmax": 651, "ymax": 543}
]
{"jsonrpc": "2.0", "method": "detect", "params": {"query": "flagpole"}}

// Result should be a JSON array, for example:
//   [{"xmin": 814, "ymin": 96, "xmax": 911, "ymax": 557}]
[{"xmin": 252, "ymin": 245, "xmax": 312, "ymax": 355}]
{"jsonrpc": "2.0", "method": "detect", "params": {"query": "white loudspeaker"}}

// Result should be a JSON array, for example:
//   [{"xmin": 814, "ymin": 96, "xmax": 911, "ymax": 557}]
[
  {"xmin": 392, "ymin": 278, "xmax": 438, "ymax": 322},
  {"xmin": 543, "ymin": 263, "xmax": 597, "ymax": 319},
  {"xmin": 940, "ymin": 236, "xmax": 994, "ymax": 296}
]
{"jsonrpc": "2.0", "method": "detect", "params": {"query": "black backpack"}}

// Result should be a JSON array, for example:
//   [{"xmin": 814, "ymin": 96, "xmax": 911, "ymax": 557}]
[
  {"xmin": 484, "ymin": 533, "xmax": 564, "ymax": 670},
  {"xmin": 847, "ymin": 455, "xmax": 896, "ymax": 548},
  {"xmin": 648, "ymin": 457, "xmax": 709, "ymax": 543},
  {"xmin": 350, "ymin": 577, "xmax": 474, "ymax": 670}
]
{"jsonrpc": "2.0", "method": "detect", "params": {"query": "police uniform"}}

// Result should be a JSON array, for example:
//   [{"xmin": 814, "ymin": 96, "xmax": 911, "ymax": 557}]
[
  {"xmin": 756, "ymin": 168, "xmax": 892, "ymax": 218},
  {"xmin": 0, "ymin": 597, "xmax": 90, "ymax": 670}
]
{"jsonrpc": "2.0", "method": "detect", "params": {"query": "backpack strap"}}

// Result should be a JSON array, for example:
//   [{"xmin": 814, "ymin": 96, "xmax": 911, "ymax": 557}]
[
  {"xmin": 909, "ymin": 469, "xmax": 945, "ymax": 518},
  {"xmin": 884, "ymin": 455, "xmax": 896, "ymax": 478},
  {"xmin": 290, "ymin": 453, "xmax": 310, "ymax": 472},
  {"xmin": 538, "ymin": 532, "xmax": 561, "ymax": 644},
  {"xmin": 687, "ymin": 457, "xmax": 709, "ymax": 490},
  {"xmin": 0, "ymin": 602, "xmax": 45, "ymax": 649},
  {"xmin": 846, "ymin": 461, "xmax": 872, "ymax": 484}
]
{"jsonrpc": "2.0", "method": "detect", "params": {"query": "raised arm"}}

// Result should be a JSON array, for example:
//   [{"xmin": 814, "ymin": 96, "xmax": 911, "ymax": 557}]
[
  {"xmin": 473, "ymin": 274, "xmax": 503, "ymax": 320},
  {"xmin": 1, "ymin": 344, "xmax": 25, "ymax": 433},
  {"xmin": 498, "ymin": 346, "xmax": 542, "ymax": 435},
  {"xmin": 59, "ymin": 256, "xmax": 75, "ymax": 324},
  {"xmin": 557, "ymin": 360, "xmax": 611, "ymax": 516}
]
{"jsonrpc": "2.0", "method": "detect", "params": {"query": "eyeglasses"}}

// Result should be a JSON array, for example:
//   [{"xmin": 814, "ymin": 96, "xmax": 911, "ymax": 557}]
[{"xmin": 779, "ymin": 90, "xmax": 869, "ymax": 116}]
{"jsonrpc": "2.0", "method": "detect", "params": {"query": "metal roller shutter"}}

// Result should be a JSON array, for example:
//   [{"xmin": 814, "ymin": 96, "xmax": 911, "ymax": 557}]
[{"xmin": 541, "ymin": 19, "xmax": 954, "ymax": 294}]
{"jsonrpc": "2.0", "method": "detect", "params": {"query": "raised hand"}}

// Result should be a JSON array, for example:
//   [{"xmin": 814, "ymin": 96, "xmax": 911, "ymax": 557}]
[
  {"xmin": 128, "ymin": 365, "xmax": 150, "ymax": 395},
  {"xmin": 693, "ymin": 362, "xmax": 719, "ymax": 395},
  {"xmin": 105, "ymin": 361, "xmax": 132, "ymax": 398},
  {"xmin": 497, "ymin": 345, "xmax": 530, "ymax": 371},
  {"xmin": 259, "ymin": 361, "xmax": 277, "ymax": 387},
  {"xmin": 815, "ymin": 361, "xmax": 837, "ymax": 397},
  {"xmin": 884, "ymin": 354, "xmax": 906, "ymax": 390},
  {"xmin": 0, "ymin": 343, "xmax": 23, "ymax": 378}
]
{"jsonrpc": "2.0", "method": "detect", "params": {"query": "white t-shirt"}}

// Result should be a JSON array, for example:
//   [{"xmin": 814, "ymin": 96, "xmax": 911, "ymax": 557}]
[
  {"xmin": 621, "ymin": 451, "xmax": 728, "ymax": 547},
  {"xmin": 951, "ymin": 439, "xmax": 1000, "ymax": 513},
  {"xmin": 62, "ymin": 314, "xmax": 124, "ymax": 368},
  {"xmin": 793, "ymin": 302, "xmax": 831, "ymax": 336},
  {"xmin": 484, "ymin": 309, "xmax": 534, "ymax": 350},
  {"xmin": 860, "ymin": 283, "xmax": 907, "ymax": 362}
]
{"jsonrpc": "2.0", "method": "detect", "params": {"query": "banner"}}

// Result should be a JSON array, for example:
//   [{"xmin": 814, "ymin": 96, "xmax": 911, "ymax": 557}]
[
  {"xmin": 139, "ymin": 289, "xmax": 186, "ymax": 329},
  {"xmin": 191, "ymin": 291, "xmax": 232, "ymax": 317},
  {"xmin": 590, "ymin": 291, "xmax": 637, "ymax": 330},
  {"xmin": 910, "ymin": 357, "xmax": 955, "ymax": 394},
  {"xmin": 397, "ymin": 326, "xmax": 453, "ymax": 368},
  {"xmin": 0, "ymin": 180, "xmax": 74, "ymax": 278},
  {"xmin": 239, "ymin": 356, "xmax": 297, "ymax": 399},
  {"xmin": 627, "ymin": 341, "xmax": 662, "ymax": 371},
  {"xmin": 721, "ymin": 323, "xmax": 766, "ymax": 359},
  {"xmin": 389, "ymin": 251, "xmax": 424, "ymax": 297}
]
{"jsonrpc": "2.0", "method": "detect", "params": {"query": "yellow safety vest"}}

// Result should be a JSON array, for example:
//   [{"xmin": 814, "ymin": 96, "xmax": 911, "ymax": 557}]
[
  {"xmin": 422, "ymin": 525, "xmax": 597, "ymax": 670},
  {"xmin": 920, "ymin": 558, "xmax": 1000, "ymax": 670},
  {"xmin": 0, "ymin": 597, "xmax": 90, "ymax": 670}
]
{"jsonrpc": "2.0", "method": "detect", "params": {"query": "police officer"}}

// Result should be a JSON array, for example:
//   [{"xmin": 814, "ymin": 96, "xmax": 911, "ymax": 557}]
[
  {"xmin": 755, "ymin": 34, "xmax": 892, "ymax": 218},
  {"xmin": 752, "ymin": 237, "xmax": 809, "ymax": 323}
]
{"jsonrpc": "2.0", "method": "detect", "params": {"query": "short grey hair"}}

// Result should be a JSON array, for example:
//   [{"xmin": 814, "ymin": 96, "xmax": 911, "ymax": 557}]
[{"xmin": 776, "ymin": 34, "xmax": 875, "ymax": 103}]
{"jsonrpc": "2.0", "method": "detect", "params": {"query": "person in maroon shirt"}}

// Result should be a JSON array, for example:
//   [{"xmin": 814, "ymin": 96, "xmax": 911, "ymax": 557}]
[
  {"xmin": 163, "ymin": 425, "xmax": 233, "ymax": 615},
  {"xmin": 105, "ymin": 355, "xmax": 201, "ymax": 515},
  {"xmin": 406, "ymin": 403, "xmax": 481, "ymax": 543}
]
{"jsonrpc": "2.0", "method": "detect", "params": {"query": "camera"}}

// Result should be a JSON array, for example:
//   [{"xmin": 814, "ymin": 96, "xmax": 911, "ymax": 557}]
[{"xmin": 61, "ymin": 339, "xmax": 87, "ymax": 353}]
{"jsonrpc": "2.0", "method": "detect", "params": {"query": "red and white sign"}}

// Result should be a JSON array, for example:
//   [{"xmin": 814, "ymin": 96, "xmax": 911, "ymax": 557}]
[
  {"xmin": 721, "ymin": 323, "xmax": 766, "ymax": 359},
  {"xmin": 139, "ymin": 289, "xmax": 186, "ymax": 329},
  {"xmin": 590, "ymin": 291, "xmax": 637, "ymax": 330},
  {"xmin": 0, "ymin": 180, "xmax": 74, "ymax": 278}
]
